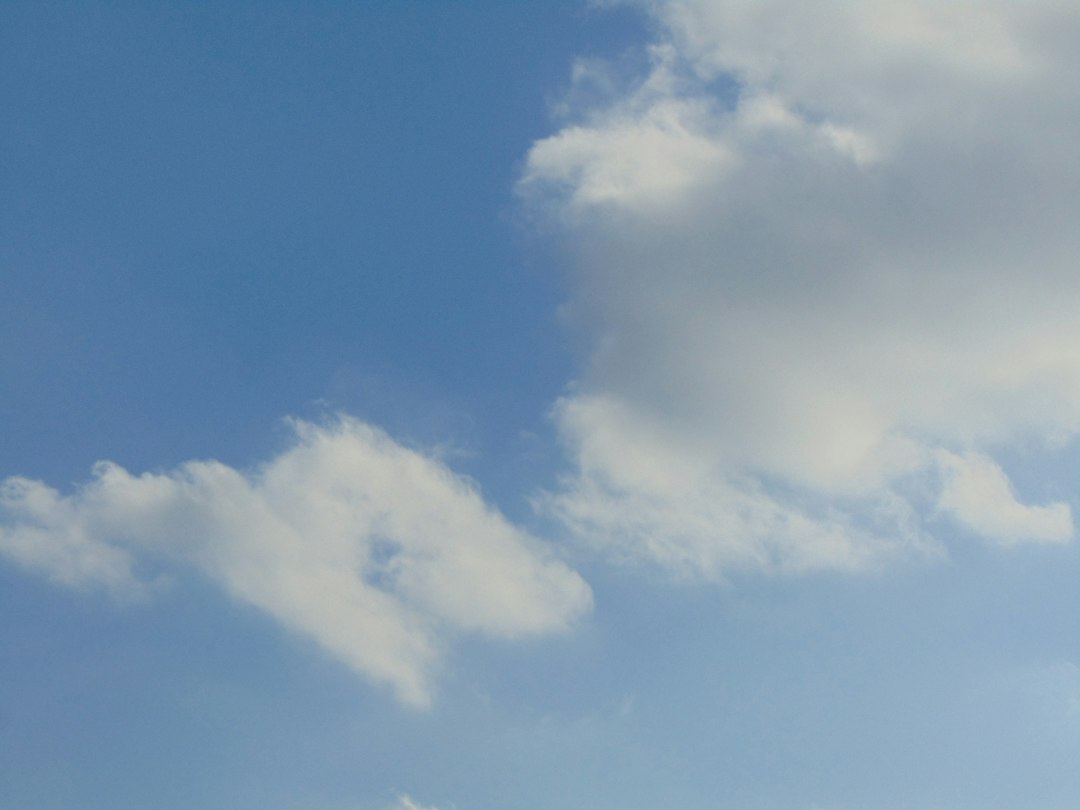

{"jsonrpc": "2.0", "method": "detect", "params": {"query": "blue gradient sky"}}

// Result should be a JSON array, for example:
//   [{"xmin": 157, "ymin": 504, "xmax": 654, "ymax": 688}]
[{"xmin": 4, "ymin": 3, "xmax": 1080, "ymax": 809}]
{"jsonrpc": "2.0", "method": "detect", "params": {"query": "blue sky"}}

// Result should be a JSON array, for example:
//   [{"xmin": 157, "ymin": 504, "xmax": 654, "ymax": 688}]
[{"xmin": 4, "ymin": 2, "xmax": 1080, "ymax": 808}]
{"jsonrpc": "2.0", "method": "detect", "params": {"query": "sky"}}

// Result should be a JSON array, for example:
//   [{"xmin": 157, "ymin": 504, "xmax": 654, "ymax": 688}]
[{"xmin": 3, "ymin": 1, "xmax": 1080, "ymax": 808}]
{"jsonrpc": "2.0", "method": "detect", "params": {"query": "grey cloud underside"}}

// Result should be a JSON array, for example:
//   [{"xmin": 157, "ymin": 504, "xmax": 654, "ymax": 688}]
[
  {"xmin": 0, "ymin": 417, "xmax": 592, "ymax": 707},
  {"xmin": 522, "ymin": 0, "xmax": 1080, "ymax": 575}
]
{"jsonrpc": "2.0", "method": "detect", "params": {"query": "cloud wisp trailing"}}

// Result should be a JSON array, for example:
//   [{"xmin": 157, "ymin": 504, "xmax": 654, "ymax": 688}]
[
  {"xmin": 388, "ymin": 795, "xmax": 453, "ymax": 810},
  {"xmin": 522, "ymin": 0, "xmax": 1080, "ymax": 578},
  {"xmin": 0, "ymin": 417, "xmax": 592, "ymax": 707}
]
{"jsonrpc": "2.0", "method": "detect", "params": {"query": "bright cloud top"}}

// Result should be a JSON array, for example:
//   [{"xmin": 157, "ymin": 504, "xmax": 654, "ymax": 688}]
[
  {"xmin": 522, "ymin": 0, "xmax": 1080, "ymax": 576},
  {"xmin": 0, "ymin": 417, "xmax": 592, "ymax": 707}
]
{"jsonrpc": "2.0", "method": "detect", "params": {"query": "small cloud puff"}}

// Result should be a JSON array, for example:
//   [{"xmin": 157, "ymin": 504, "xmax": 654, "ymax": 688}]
[
  {"xmin": 0, "ymin": 416, "xmax": 592, "ymax": 707},
  {"xmin": 388, "ymin": 795, "xmax": 453, "ymax": 810}
]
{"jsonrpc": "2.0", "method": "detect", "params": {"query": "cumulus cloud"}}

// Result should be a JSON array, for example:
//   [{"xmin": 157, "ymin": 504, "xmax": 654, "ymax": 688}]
[
  {"xmin": 0, "ymin": 417, "xmax": 592, "ymax": 707},
  {"xmin": 521, "ymin": 0, "xmax": 1080, "ymax": 576},
  {"xmin": 0, "ymin": 475, "xmax": 149, "ymax": 601},
  {"xmin": 544, "ymin": 394, "xmax": 937, "ymax": 579}
]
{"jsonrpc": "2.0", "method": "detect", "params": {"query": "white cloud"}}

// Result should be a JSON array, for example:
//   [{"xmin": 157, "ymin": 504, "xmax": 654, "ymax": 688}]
[
  {"xmin": 545, "ymin": 394, "xmax": 938, "ymax": 579},
  {"xmin": 388, "ymin": 795, "xmax": 452, "ymax": 810},
  {"xmin": 937, "ymin": 451, "xmax": 1072, "ymax": 545},
  {"xmin": 0, "ymin": 475, "xmax": 149, "ymax": 601},
  {"xmin": 0, "ymin": 416, "xmax": 592, "ymax": 707},
  {"xmin": 520, "ymin": 44, "xmax": 734, "ymax": 212},
  {"xmin": 521, "ymin": 0, "xmax": 1080, "ymax": 576}
]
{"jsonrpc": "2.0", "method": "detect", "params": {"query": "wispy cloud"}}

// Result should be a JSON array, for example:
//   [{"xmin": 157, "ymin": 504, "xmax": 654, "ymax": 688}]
[
  {"xmin": 522, "ymin": 0, "xmax": 1080, "ymax": 577},
  {"xmin": 388, "ymin": 795, "xmax": 454, "ymax": 810},
  {"xmin": 0, "ymin": 416, "xmax": 592, "ymax": 707}
]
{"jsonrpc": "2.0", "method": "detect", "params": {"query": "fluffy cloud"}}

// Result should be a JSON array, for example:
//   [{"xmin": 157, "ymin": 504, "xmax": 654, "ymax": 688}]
[
  {"xmin": 0, "ymin": 417, "xmax": 592, "ymax": 707},
  {"xmin": 544, "ymin": 394, "xmax": 937, "ymax": 579},
  {"xmin": 522, "ymin": 0, "xmax": 1080, "ymax": 575}
]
